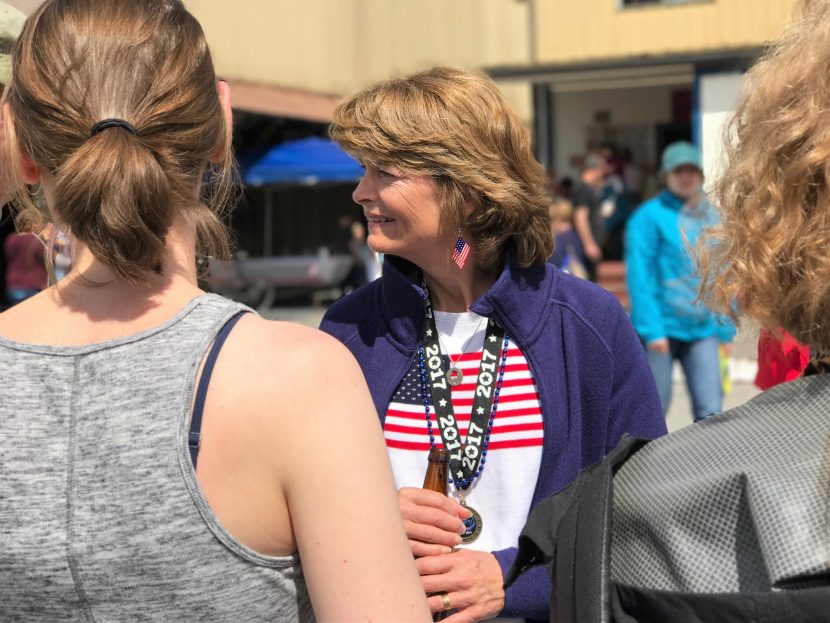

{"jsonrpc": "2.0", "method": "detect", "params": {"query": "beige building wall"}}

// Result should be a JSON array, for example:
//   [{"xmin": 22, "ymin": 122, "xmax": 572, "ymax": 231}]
[
  {"xmin": 534, "ymin": 0, "xmax": 799, "ymax": 64},
  {"xmin": 186, "ymin": 0, "xmax": 532, "ymax": 120},
  {"xmin": 7, "ymin": 0, "xmax": 41, "ymax": 15}
]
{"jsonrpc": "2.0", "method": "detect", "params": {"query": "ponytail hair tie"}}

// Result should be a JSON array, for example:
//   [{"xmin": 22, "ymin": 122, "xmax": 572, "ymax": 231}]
[{"xmin": 90, "ymin": 118, "xmax": 137, "ymax": 137}]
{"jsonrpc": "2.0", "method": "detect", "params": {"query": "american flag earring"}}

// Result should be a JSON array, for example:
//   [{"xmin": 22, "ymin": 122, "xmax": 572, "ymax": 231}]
[{"xmin": 451, "ymin": 228, "xmax": 470, "ymax": 269}]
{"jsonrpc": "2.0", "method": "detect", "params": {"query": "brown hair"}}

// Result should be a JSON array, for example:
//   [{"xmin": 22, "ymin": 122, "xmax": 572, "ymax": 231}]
[
  {"xmin": 5, "ymin": 0, "xmax": 233, "ymax": 283},
  {"xmin": 330, "ymin": 66, "xmax": 553, "ymax": 274},
  {"xmin": 697, "ymin": 0, "xmax": 830, "ymax": 352}
]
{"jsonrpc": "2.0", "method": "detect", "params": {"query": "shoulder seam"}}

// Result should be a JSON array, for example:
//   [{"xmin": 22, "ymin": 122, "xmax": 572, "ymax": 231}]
[{"xmin": 551, "ymin": 298, "xmax": 615, "ymax": 359}]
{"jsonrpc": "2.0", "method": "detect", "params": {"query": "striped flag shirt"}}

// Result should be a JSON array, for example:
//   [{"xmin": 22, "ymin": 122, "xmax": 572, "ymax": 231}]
[
  {"xmin": 383, "ymin": 310, "xmax": 543, "ymax": 591},
  {"xmin": 383, "ymin": 347, "xmax": 545, "ymax": 452}
]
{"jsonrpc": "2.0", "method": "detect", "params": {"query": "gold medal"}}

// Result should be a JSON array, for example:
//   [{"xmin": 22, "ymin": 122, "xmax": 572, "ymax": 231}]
[{"xmin": 460, "ymin": 497, "xmax": 482, "ymax": 544}]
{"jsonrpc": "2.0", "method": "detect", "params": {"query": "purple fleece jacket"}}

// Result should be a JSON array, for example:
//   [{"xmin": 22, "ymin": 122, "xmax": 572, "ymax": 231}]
[{"xmin": 320, "ymin": 256, "xmax": 666, "ymax": 620}]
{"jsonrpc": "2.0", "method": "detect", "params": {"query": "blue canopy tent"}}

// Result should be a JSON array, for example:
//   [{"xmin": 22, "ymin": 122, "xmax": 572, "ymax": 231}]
[
  {"xmin": 242, "ymin": 136, "xmax": 364, "ymax": 187},
  {"xmin": 240, "ymin": 136, "xmax": 363, "ymax": 256}
]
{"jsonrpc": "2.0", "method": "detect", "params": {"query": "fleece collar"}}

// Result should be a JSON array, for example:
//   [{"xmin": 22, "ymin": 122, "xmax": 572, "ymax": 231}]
[{"xmin": 378, "ymin": 254, "xmax": 553, "ymax": 353}]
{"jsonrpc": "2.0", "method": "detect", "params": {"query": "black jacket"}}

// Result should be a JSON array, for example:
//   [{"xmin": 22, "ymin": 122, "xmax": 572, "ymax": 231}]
[{"xmin": 507, "ymin": 376, "xmax": 830, "ymax": 622}]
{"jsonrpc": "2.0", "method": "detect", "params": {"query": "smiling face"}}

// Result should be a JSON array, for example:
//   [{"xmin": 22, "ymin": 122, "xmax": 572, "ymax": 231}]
[{"xmin": 352, "ymin": 163, "xmax": 455, "ymax": 269}]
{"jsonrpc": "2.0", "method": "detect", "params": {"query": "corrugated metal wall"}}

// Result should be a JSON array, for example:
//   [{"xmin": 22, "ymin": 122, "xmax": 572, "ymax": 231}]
[{"xmin": 535, "ymin": 0, "xmax": 799, "ymax": 63}]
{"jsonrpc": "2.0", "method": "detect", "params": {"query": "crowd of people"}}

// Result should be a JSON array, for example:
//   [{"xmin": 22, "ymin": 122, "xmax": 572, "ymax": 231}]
[
  {"xmin": 546, "ymin": 139, "xmax": 735, "ymax": 420},
  {"xmin": 0, "ymin": 0, "xmax": 827, "ymax": 621}
]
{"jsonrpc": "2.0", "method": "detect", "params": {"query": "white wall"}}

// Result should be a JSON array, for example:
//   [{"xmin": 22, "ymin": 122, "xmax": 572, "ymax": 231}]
[
  {"xmin": 553, "ymin": 84, "xmax": 678, "ymax": 180},
  {"xmin": 699, "ymin": 72, "xmax": 744, "ymax": 190}
]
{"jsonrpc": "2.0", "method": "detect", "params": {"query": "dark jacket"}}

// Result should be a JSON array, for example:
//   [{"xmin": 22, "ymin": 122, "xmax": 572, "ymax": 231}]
[
  {"xmin": 508, "ymin": 375, "xmax": 830, "ymax": 622},
  {"xmin": 320, "ymin": 256, "xmax": 666, "ymax": 620}
]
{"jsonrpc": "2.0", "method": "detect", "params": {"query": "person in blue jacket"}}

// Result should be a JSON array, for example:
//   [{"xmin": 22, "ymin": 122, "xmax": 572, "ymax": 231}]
[
  {"xmin": 625, "ymin": 141, "xmax": 735, "ymax": 420},
  {"xmin": 321, "ymin": 66, "xmax": 666, "ymax": 621}
]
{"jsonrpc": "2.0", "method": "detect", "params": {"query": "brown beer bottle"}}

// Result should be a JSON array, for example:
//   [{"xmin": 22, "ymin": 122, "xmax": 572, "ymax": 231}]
[
  {"xmin": 422, "ymin": 447, "xmax": 450, "ymax": 494},
  {"xmin": 422, "ymin": 447, "xmax": 451, "ymax": 621}
]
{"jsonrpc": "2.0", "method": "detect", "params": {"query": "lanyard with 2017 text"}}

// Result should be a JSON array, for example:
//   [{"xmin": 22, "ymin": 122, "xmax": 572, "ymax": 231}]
[{"xmin": 422, "ymin": 293, "xmax": 506, "ymax": 490}]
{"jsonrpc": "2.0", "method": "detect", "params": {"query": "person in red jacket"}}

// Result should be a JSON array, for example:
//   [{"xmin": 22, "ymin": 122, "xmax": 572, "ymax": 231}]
[{"xmin": 755, "ymin": 328, "xmax": 810, "ymax": 390}]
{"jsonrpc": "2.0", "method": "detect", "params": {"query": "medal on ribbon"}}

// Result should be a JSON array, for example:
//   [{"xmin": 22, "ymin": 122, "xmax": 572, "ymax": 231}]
[{"xmin": 418, "ymin": 285, "xmax": 509, "ymax": 544}]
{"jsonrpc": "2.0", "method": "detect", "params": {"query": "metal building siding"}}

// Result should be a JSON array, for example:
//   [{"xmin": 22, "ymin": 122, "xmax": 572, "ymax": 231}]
[
  {"xmin": 186, "ymin": 0, "xmax": 358, "ymax": 95},
  {"xmin": 535, "ymin": 0, "xmax": 799, "ymax": 63},
  {"xmin": 185, "ymin": 0, "xmax": 529, "ymax": 96}
]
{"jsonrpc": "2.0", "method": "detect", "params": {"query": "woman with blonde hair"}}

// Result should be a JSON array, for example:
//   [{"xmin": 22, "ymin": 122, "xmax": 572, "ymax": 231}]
[
  {"xmin": 0, "ymin": 1, "xmax": 431, "ymax": 621},
  {"xmin": 508, "ymin": 2, "xmax": 830, "ymax": 619},
  {"xmin": 321, "ymin": 66, "xmax": 665, "ymax": 621}
]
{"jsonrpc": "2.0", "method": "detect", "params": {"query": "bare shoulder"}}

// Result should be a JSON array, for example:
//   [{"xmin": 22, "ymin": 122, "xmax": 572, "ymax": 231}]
[
  {"xmin": 0, "ymin": 290, "xmax": 70, "ymax": 343},
  {"xmin": 215, "ymin": 315, "xmax": 370, "ymax": 428},
  {"xmin": 221, "ymin": 323, "xmax": 428, "ymax": 621},
  {"xmin": 213, "ymin": 313, "xmax": 381, "ymax": 488},
  {"xmin": 227, "ymin": 314, "xmax": 360, "ymax": 380}
]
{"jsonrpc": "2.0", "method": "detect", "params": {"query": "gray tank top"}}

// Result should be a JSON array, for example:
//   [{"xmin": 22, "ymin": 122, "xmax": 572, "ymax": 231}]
[{"xmin": 0, "ymin": 294, "xmax": 315, "ymax": 622}]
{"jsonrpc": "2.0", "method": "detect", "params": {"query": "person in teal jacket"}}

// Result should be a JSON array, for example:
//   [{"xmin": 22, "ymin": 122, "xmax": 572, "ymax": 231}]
[{"xmin": 625, "ymin": 141, "xmax": 735, "ymax": 420}]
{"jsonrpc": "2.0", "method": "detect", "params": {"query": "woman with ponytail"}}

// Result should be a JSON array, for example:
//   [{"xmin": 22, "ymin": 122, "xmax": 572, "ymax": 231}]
[{"xmin": 0, "ymin": 2, "xmax": 429, "ymax": 621}]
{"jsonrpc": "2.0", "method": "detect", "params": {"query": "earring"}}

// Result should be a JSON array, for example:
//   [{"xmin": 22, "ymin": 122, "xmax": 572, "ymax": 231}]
[
  {"xmin": 451, "ymin": 228, "xmax": 470, "ymax": 269},
  {"xmin": 45, "ymin": 227, "xmax": 73, "ymax": 284}
]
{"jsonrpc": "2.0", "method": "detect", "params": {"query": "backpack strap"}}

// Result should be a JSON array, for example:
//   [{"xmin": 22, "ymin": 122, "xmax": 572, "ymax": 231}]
[
  {"xmin": 506, "ymin": 434, "xmax": 649, "ymax": 622},
  {"xmin": 189, "ymin": 311, "xmax": 249, "ymax": 468}
]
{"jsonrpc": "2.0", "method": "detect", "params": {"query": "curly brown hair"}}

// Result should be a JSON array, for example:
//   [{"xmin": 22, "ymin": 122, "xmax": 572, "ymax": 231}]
[
  {"xmin": 698, "ymin": 0, "xmax": 830, "ymax": 352},
  {"xmin": 330, "ymin": 66, "xmax": 553, "ymax": 275}
]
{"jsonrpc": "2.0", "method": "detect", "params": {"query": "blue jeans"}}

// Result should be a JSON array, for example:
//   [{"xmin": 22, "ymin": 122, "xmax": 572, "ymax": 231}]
[{"xmin": 646, "ymin": 336, "xmax": 723, "ymax": 421}]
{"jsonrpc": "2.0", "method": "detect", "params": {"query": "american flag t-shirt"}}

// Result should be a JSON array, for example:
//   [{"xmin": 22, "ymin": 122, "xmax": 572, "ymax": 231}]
[
  {"xmin": 383, "ymin": 310, "xmax": 543, "ymax": 586},
  {"xmin": 383, "ymin": 348, "xmax": 545, "ymax": 452}
]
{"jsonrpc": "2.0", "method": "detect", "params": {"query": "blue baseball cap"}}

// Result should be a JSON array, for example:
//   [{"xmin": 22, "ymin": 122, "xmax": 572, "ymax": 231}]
[{"xmin": 661, "ymin": 141, "xmax": 701, "ymax": 173}]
